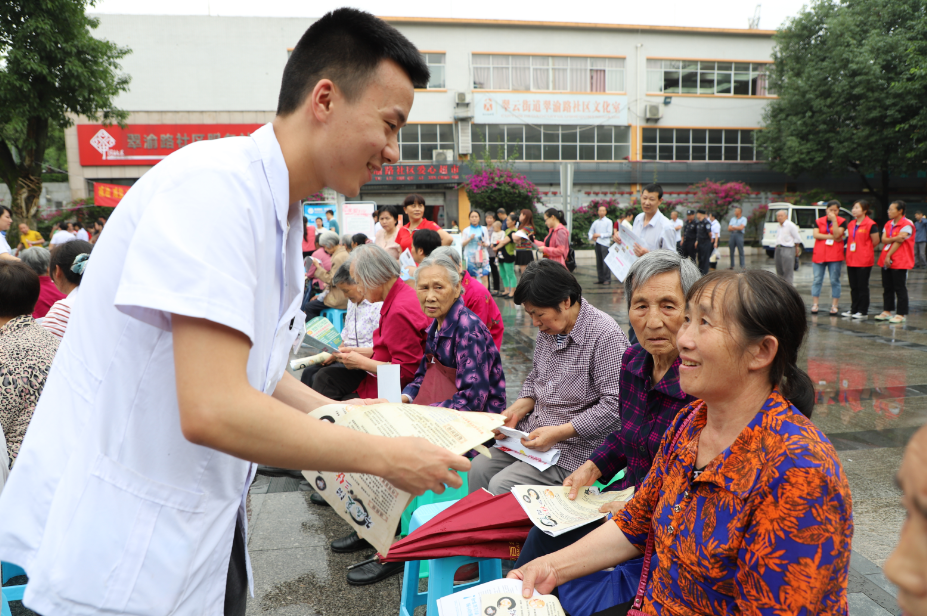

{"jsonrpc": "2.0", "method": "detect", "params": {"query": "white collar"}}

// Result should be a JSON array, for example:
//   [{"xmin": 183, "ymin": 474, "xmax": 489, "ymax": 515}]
[{"xmin": 251, "ymin": 123, "xmax": 293, "ymax": 229}]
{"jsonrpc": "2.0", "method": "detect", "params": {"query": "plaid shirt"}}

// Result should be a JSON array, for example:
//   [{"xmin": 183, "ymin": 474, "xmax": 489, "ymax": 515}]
[
  {"xmin": 517, "ymin": 298, "xmax": 629, "ymax": 473},
  {"xmin": 589, "ymin": 345, "xmax": 694, "ymax": 492}
]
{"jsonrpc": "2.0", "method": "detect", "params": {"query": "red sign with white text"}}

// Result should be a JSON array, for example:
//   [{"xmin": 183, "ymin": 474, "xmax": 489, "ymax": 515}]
[
  {"xmin": 93, "ymin": 182, "xmax": 129, "ymax": 207},
  {"xmin": 77, "ymin": 124, "xmax": 263, "ymax": 166}
]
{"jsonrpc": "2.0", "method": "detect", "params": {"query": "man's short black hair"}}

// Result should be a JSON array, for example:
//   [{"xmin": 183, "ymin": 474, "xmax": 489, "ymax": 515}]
[
  {"xmin": 412, "ymin": 228, "xmax": 441, "ymax": 256},
  {"xmin": 642, "ymin": 183, "xmax": 664, "ymax": 200},
  {"xmin": 277, "ymin": 8, "xmax": 429, "ymax": 115},
  {"xmin": 326, "ymin": 210, "xmax": 334, "ymax": 216},
  {"xmin": 0, "ymin": 261, "xmax": 40, "ymax": 318},
  {"xmin": 697, "ymin": 209, "xmax": 706, "ymax": 215},
  {"xmin": 513, "ymin": 260, "xmax": 582, "ymax": 310}
]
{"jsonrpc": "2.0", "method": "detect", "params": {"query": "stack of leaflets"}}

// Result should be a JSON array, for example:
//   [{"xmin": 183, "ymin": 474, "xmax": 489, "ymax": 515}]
[
  {"xmin": 304, "ymin": 316, "xmax": 343, "ymax": 353},
  {"xmin": 437, "ymin": 578, "xmax": 564, "ymax": 616}
]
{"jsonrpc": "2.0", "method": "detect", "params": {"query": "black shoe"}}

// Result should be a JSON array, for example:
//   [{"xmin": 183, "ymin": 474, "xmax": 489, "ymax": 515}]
[
  {"xmin": 346, "ymin": 560, "xmax": 405, "ymax": 586},
  {"xmin": 309, "ymin": 492, "xmax": 330, "ymax": 507},
  {"xmin": 594, "ymin": 280, "xmax": 605, "ymax": 285},
  {"xmin": 331, "ymin": 531, "xmax": 372, "ymax": 553}
]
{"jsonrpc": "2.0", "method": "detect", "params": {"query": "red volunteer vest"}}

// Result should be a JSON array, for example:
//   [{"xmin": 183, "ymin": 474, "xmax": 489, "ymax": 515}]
[
  {"xmin": 845, "ymin": 217, "xmax": 877, "ymax": 268},
  {"xmin": 877, "ymin": 217, "xmax": 915, "ymax": 270},
  {"xmin": 812, "ymin": 216, "xmax": 847, "ymax": 263}
]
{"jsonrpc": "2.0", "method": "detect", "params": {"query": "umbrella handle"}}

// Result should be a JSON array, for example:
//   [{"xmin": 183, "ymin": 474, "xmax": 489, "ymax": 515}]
[{"xmin": 346, "ymin": 556, "xmax": 380, "ymax": 570}]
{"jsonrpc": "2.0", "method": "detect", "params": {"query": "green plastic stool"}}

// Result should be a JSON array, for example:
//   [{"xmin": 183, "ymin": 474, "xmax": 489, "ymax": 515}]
[{"xmin": 398, "ymin": 470, "xmax": 469, "ymax": 579}]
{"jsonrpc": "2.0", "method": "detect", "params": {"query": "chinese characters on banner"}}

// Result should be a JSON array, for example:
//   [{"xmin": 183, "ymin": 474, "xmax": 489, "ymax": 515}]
[
  {"xmin": 473, "ymin": 93, "xmax": 629, "ymax": 125},
  {"xmin": 93, "ymin": 182, "xmax": 129, "ymax": 207},
  {"xmin": 365, "ymin": 163, "xmax": 468, "ymax": 185},
  {"xmin": 77, "ymin": 124, "xmax": 264, "ymax": 166}
]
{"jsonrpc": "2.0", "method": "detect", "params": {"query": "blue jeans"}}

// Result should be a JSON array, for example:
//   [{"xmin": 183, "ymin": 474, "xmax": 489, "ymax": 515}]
[{"xmin": 812, "ymin": 261, "xmax": 842, "ymax": 299}]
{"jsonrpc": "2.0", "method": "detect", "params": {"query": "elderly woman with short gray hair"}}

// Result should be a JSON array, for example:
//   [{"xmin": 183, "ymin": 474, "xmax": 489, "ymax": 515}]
[
  {"xmin": 19, "ymin": 247, "xmax": 65, "ymax": 319},
  {"xmin": 399, "ymin": 254, "xmax": 506, "ymax": 413},
  {"xmin": 303, "ymin": 231, "xmax": 349, "ymax": 321},
  {"xmin": 328, "ymin": 244, "xmax": 431, "ymax": 401},
  {"xmin": 512, "ymin": 249, "xmax": 701, "ymax": 614}
]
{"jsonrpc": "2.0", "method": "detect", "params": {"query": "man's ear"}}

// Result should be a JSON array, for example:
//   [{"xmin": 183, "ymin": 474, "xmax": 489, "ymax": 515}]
[{"xmin": 307, "ymin": 79, "xmax": 338, "ymax": 125}]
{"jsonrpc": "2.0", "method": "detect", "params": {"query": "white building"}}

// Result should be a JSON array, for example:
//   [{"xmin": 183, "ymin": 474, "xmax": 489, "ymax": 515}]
[{"xmin": 66, "ymin": 14, "xmax": 786, "ymax": 224}]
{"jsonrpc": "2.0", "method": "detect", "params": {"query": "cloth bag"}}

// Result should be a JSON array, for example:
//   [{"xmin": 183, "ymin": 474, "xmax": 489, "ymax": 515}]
[{"xmin": 411, "ymin": 354, "xmax": 458, "ymax": 405}]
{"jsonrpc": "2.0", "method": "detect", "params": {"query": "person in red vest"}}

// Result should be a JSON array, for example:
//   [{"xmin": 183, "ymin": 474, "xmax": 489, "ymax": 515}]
[
  {"xmin": 875, "ymin": 200, "xmax": 915, "ymax": 324},
  {"xmin": 810, "ymin": 200, "xmax": 847, "ymax": 315},
  {"xmin": 842, "ymin": 199, "xmax": 882, "ymax": 319}
]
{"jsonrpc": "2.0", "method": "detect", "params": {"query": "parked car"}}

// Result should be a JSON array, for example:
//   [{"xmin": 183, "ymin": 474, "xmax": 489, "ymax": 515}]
[{"xmin": 762, "ymin": 202, "xmax": 854, "ymax": 258}]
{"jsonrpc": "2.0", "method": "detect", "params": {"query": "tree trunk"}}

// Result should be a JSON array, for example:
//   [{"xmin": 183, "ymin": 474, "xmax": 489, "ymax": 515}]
[
  {"xmin": 850, "ymin": 163, "xmax": 889, "ymax": 225},
  {"xmin": 13, "ymin": 172, "xmax": 43, "ymax": 229}
]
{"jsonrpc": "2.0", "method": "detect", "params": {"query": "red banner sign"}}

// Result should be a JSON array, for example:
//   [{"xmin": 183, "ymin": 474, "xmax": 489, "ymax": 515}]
[
  {"xmin": 366, "ymin": 163, "xmax": 468, "ymax": 185},
  {"xmin": 77, "ymin": 123, "xmax": 263, "ymax": 166},
  {"xmin": 94, "ymin": 182, "xmax": 130, "ymax": 207}
]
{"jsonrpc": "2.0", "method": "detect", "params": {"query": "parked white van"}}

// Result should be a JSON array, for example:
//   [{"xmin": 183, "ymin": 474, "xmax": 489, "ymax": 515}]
[{"xmin": 761, "ymin": 202, "xmax": 854, "ymax": 257}]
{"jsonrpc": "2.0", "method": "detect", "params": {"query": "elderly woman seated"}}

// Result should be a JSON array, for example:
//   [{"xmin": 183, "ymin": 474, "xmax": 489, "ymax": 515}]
[
  {"xmin": 311, "ymin": 244, "xmax": 430, "ymax": 401},
  {"xmin": 19, "ymin": 247, "xmax": 65, "ymax": 319},
  {"xmin": 512, "ymin": 270, "xmax": 854, "ymax": 615},
  {"xmin": 431, "ymin": 246, "xmax": 504, "ymax": 349},
  {"xmin": 302, "ymin": 231, "xmax": 349, "ymax": 321},
  {"xmin": 469, "ymin": 259, "xmax": 629, "ymax": 496},
  {"xmin": 399, "ymin": 254, "xmax": 506, "ymax": 413},
  {"xmin": 0, "ymin": 261, "xmax": 60, "ymax": 467}
]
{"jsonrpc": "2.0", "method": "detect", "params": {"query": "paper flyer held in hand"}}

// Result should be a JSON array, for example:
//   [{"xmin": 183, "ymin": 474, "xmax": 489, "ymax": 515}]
[
  {"xmin": 492, "ymin": 426, "xmax": 560, "ymax": 471},
  {"xmin": 481, "ymin": 593, "xmax": 564, "ymax": 616},
  {"xmin": 303, "ymin": 403, "xmax": 503, "ymax": 556},
  {"xmin": 303, "ymin": 316, "xmax": 343, "ymax": 353},
  {"xmin": 436, "ymin": 579, "xmax": 557, "ymax": 616},
  {"xmin": 511, "ymin": 484, "xmax": 635, "ymax": 537},
  {"xmin": 604, "ymin": 224, "xmax": 644, "ymax": 282}
]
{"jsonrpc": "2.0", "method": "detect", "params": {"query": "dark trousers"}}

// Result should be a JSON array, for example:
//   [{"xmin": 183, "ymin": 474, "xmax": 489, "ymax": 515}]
[
  {"xmin": 515, "ymin": 524, "xmax": 599, "ymax": 567},
  {"xmin": 697, "ymin": 242, "xmax": 713, "ymax": 274},
  {"xmin": 489, "ymin": 259, "xmax": 500, "ymax": 291},
  {"xmin": 303, "ymin": 298, "xmax": 327, "ymax": 320},
  {"xmin": 300, "ymin": 362, "xmax": 325, "ymax": 387},
  {"xmin": 594, "ymin": 243, "xmax": 610, "ymax": 283},
  {"xmin": 882, "ymin": 268, "xmax": 909, "ymax": 315},
  {"xmin": 224, "ymin": 515, "xmax": 247, "ymax": 616},
  {"xmin": 312, "ymin": 364, "xmax": 368, "ymax": 400},
  {"xmin": 682, "ymin": 239, "xmax": 696, "ymax": 262},
  {"xmin": 847, "ymin": 266, "xmax": 872, "ymax": 315}
]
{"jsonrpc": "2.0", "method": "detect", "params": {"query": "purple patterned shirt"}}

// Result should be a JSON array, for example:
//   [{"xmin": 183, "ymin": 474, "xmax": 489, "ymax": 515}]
[
  {"xmin": 402, "ymin": 299, "xmax": 506, "ymax": 414},
  {"xmin": 589, "ymin": 344, "xmax": 694, "ymax": 492},
  {"xmin": 517, "ymin": 298, "xmax": 629, "ymax": 473}
]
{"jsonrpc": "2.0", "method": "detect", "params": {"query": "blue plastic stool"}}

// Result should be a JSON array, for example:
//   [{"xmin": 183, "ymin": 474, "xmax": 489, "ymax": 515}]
[
  {"xmin": 399, "ymin": 501, "xmax": 503, "ymax": 616},
  {"xmin": 321, "ymin": 308, "xmax": 346, "ymax": 332},
  {"xmin": 1, "ymin": 563, "xmax": 26, "ymax": 616},
  {"xmin": 400, "ymin": 470, "xmax": 469, "ymax": 537}
]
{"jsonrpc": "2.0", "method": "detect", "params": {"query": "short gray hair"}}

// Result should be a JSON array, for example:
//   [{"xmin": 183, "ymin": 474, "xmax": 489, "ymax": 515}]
[
  {"xmin": 624, "ymin": 249, "xmax": 701, "ymax": 310},
  {"xmin": 318, "ymin": 231, "xmax": 340, "ymax": 249},
  {"xmin": 341, "ymin": 233, "xmax": 354, "ymax": 247},
  {"xmin": 20, "ymin": 247, "xmax": 51, "ymax": 276},
  {"xmin": 332, "ymin": 258, "xmax": 355, "ymax": 287},
  {"xmin": 351, "ymin": 244, "xmax": 400, "ymax": 288},
  {"xmin": 431, "ymin": 246, "xmax": 461, "ymax": 268},
  {"xmin": 414, "ymin": 254, "xmax": 461, "ymax": 287}
]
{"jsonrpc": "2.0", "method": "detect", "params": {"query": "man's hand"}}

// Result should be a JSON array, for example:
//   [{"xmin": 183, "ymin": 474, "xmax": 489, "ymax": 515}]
[
  {"xmin": 563, "ymin": 461, "xmax": 603, "ymax": 499},
  {"xmin": 885, "ymin": 257, "xmax": 893, "ymax": 268},
  {"xmin": 521, "ymin": 424, "xmax": 574, "ymax": 452},
  {"xmin": 632, "ymin": 243, "xmax": 649, "ymax": 257},
  {"xmin": 599, "ymin": 499, "xmax": 628, "ymax": 516},
  {"xmin": 592, "ymin": 233, "xmax": 600, "ymax": 241},
  {"xmin": 380, "ymin": 437, "xmax": 471, "ymax": 496},
  {"xmin": 507, "ymin": 558, "xmax": 560, "ymax": 598}
]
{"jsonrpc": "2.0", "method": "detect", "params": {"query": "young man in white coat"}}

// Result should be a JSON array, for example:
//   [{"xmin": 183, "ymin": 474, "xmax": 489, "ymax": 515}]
[{"xmin": 0, "ymin": 10, "xmax": 468, "ymax": 616}]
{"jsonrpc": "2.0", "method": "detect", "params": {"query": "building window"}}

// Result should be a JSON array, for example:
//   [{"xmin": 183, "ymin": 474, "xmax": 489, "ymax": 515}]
[
  {"xmin": 473, "ymin": 55, "xmax": 625, "ymax": 92},
  {"xmin": 424, "ymin": 53, "xmax": 446, "ymax": 89},
  {"xmin": 399, "ymin": 124, "xmax": 455, "ymax": 161},
  {"xmin": 641, "ymin": 128, "xmax": 758, "ymax": 161},
  {"xmin": 471, "ymin": 124, "xmax": 631, "ymax": 161},
  {"xmin": 646, "ymin": 60, "xmax": 770, "ymax": 96}
]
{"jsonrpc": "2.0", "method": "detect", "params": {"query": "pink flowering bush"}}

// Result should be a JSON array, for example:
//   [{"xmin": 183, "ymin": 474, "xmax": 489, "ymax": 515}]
[
  {"xmin": 464, "ymin": 167, "xmax": 542, "ymax": 218},
  {"xmin": 747, "ymin": 203, "xmax": 769, "ymax": 242},
  {"xmin": 691, "ymin": 180, "xmax": 753, "ymax": 219}
]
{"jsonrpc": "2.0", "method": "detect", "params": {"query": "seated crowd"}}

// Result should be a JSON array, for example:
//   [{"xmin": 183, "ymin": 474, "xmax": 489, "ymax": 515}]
[{"xmin": 3, "ymin": 200, "xmax": 923, "ymax": 616}]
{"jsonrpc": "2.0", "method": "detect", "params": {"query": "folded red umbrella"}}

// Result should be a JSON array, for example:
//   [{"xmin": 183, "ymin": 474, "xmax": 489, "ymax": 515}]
[{"xmin": 379, "ymin": 490, "xmax": 532, "ymax": 562}]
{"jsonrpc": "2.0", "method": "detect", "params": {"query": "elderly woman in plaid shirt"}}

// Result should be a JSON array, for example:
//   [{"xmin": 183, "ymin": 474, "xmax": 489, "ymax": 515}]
[{"xmin": 468, "ymin": 260, "xmax": 630, "ymax": 496}]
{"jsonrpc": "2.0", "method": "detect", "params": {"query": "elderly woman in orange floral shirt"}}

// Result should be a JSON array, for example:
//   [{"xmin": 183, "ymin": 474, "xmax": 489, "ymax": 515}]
[{"xmin": 511, "ymin": 269, "xmax": 853, "ymax": 616}]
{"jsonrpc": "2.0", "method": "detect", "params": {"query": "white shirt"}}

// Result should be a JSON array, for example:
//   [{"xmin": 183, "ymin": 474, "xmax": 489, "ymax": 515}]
[
  {"xmin": 75, "ymin": 228, "xmax": 90, "ymax": 242},
  {"xmin": 49, "ymin": 230, "xmax": 76, "ymax": 246},
  {"xmin": 776, "ymin": 220, "xmax": 802, "ymax": 247},
  {"xmin": 632, "ymin": 210, "xmax": 677, "ymax": 252},
  {"xmin": 0, "ymin": 233, "xmax": 10, "ymax": 255},
  {"xmin": 587, "ymin": 217, "xmax": 613, "ymax": 247},
  {"xmin": 671, "ymin": 217, "xmax": 683, "ymax": 242},
  {"xmin": 710, "ymin": 219, "xmax": 721, "ymax": 240},
  {"xmin": 0, "ymin": 124, "xmax": 305, "ymax": 616}
]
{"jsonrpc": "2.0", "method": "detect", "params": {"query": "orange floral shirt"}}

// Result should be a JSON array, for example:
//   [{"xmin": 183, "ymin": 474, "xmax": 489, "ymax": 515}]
[{"xmin": 615, "ymin": 391, "xmax": 853, "ymax": 616}]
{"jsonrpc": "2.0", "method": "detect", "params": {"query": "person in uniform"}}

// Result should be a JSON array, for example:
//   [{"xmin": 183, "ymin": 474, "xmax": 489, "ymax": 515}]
[
  {"xmin": 0, "ymin": 10, "xmax": 468, "ymax": 616},
  {"xmin": 681, "ymin": 210, "xmax": 697, "ymax": 261},
  {"xmin": 694, "ymin": 209, "xmax": 713, "ymax": 274}
]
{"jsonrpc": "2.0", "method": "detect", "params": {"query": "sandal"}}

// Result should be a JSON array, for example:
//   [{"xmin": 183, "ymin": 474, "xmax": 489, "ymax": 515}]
[
  {"xmin": 889, "ymin": 315, "xmax": 907, "ymax": 324},
  {"xmin": 829, "ymin": 307, "xmax": 839, "ymax": 316},
  {"xmin": 811, "ymin": 305, "xmax": 819, "ymax": 314},
  {"xmin": 874, "ymin": 313, "xmax": 892, "ymax": 321}
]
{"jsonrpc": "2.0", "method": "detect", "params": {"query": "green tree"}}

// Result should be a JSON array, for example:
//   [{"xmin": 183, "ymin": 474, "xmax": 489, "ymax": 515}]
[
  {"xmin": 757, "ymin": 0, "xmax": 926, "ymax": 219},
  {"xmin": 0, "ymin": 0, "xmax": 130, "ymax": 229}
]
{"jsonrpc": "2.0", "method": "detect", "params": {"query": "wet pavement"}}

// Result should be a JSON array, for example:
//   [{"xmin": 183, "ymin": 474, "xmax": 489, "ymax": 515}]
[{"xmin": 5, "ymin": 255, "xmax": 917, "ymax": 615}]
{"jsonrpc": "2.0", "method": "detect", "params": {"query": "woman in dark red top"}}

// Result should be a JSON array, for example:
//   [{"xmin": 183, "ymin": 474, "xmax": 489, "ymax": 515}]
[
  {"xmin": 875, "ymin": 200, "xmax": 915, "ymax": 324},
  {"xmin": 397, "ymin": 193, "xmax": 452, "ymax": 253},
  {"xmin": 843, "ymin": 199, "xmax": 881, "ymax": 319},
  {"xmin": 810, "ymin": 200, "xmax": 847, "ymax": 315}
]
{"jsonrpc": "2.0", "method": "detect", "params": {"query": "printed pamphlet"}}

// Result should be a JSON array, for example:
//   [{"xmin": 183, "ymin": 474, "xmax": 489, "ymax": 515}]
[
  {"xmin": 511, "ymin": 484, "xmax": 635, "ymax": 537},
  {"xmin": 604, "ymin": 224, "xmax": 645, "ymax": 282},
  {"xmin": 481, "ymin": 593, "xmax": 564, "ymax": 616},
  {"xmin": 303, "ymin": 403, "xmax": 503, "ymax": 555},
  {"xmin": 492, "ymin": 426, "xmax": 560, "ymax": 471},
  {"xmin": 304, "ymin": 316, "xmax": 343, "ymax": 353},
  {"xmin": 436, "ymin": 579, "xmax": 550, "ymax": 616}
]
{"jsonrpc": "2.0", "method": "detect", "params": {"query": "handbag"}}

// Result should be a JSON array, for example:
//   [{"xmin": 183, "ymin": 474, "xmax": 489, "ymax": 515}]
[{"xmin": 411, "ymin": 354, "xmax": 458, "ymax": 405}]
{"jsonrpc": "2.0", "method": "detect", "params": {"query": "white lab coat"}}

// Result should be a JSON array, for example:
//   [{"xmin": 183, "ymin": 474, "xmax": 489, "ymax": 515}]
[{"xmin": 0, "ymin": 123, "xmax": 306, "ymax": 616}]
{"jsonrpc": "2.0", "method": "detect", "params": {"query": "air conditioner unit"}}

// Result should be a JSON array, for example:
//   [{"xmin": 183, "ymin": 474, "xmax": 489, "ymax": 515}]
[
  {"xmin": 455, "ymin": 91, "xmax": 471, "ymax": 104},
  {"xmin": 644, "ymin": 104, "xmax": 663, "ymax": 120},
  {"xmin": 457, "ymin": 120, "xmax": 472, "ymax": 155},
  {"xmin": 433, "ymin": 149, "xmax": 455, "ymax": 162}
]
